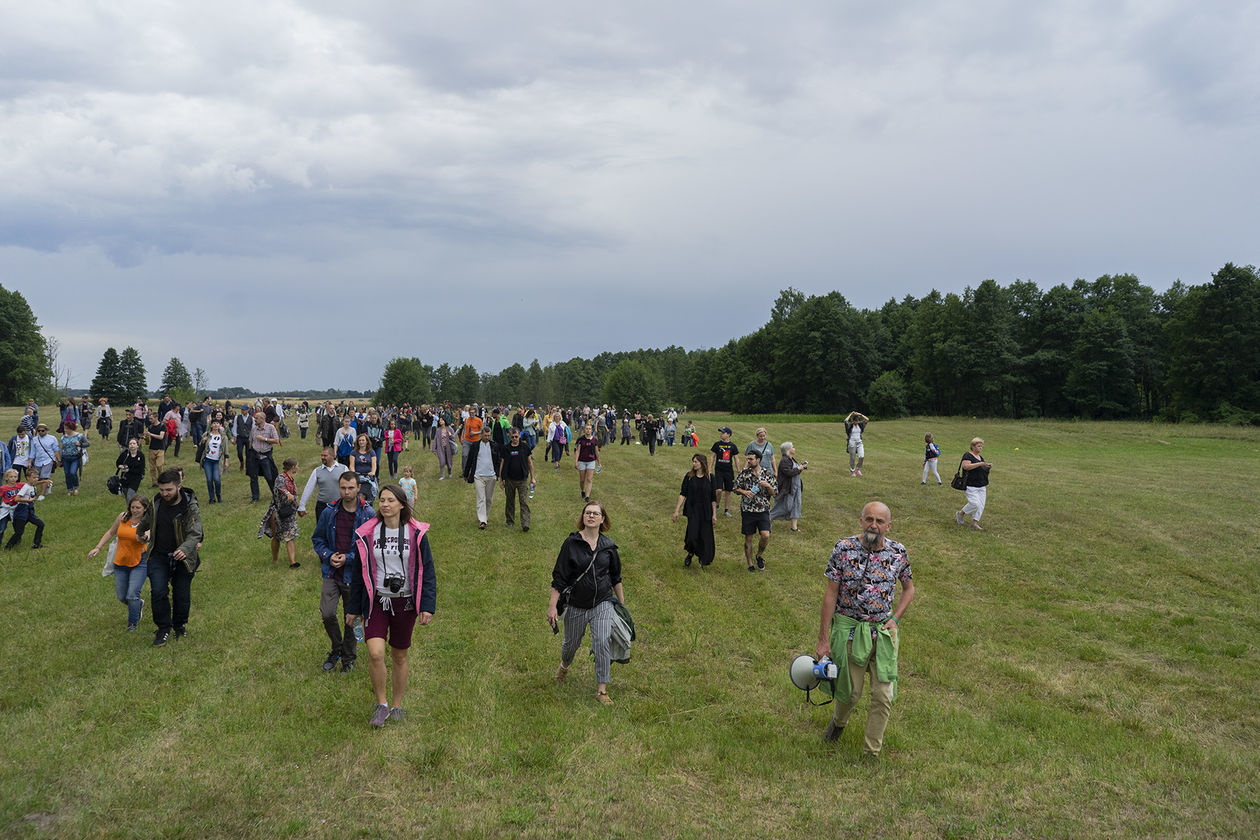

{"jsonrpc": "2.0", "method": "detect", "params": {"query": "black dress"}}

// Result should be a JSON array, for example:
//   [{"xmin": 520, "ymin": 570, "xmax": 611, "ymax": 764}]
[{"xmin": 680, "ymin": 474, "xmax": 718, "ymax": 566}]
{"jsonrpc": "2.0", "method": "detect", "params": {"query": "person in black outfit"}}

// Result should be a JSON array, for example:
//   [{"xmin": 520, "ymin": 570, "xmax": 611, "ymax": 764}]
[
  {"xmin": 547, "ymin": 500, "xmax": 625, "ymax": 706},
  {"xmin": 139, "ymin": 468, "xmax": 203, "ymax": 646},
  {"xmin": 116, "ymin": 437, "xmax": 146, "ymax": 502},
  {"xmin": 672, "ymin": 453, "xmax": 718, "ymax": 567}
]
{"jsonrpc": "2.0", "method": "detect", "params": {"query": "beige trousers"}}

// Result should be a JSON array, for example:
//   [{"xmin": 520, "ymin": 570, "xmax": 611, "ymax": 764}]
[{"xmin": 829, "ymin": 624, "xmax": 897, "ymax": 757}]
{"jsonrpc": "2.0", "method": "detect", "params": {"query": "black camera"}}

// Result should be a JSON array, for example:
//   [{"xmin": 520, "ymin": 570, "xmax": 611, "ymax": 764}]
[{"xmin": 384, "ymin": 575, "xmax": 404, "ymax": 594}]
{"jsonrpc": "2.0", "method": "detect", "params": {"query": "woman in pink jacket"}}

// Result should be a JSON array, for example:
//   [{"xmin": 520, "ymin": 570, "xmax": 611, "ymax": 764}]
[{"xmin": 352, "ymin": 485, "xmax": 437, "ymax": 728}]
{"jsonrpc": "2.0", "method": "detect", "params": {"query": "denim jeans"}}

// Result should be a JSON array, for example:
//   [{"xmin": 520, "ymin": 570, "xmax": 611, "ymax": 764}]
[
  {"xmin": 114, "ymin": 560, "xmax": 148, "ymax": 626},
  {"xmin": 202, "ymin": 458, "xmax": 222, "ymax": 501},
  {"xmin": 147, "ymin": 551, "xmax": 194, "ymax": 633},
  {"xmin": 64, "ymin": 455, "xmax": 82, "ymax": 491}
]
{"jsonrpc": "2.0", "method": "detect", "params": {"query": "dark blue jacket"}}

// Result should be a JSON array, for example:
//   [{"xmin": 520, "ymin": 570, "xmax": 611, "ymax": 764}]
[{"xmin": 312, "ymin": 499, "xmax": 376, "ymax": 584}]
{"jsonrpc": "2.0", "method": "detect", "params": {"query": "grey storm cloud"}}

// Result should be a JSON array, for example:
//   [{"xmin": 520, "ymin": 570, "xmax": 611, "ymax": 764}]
[{"xmin": 2, "ymin": 0, "xmax": 1256, "ymax": 390}]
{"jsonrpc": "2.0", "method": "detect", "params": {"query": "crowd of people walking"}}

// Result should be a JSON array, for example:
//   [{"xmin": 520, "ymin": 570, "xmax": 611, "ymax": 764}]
[{"xmin": 3, "ymin": 392, "xmax": 995, "ymax": 742}]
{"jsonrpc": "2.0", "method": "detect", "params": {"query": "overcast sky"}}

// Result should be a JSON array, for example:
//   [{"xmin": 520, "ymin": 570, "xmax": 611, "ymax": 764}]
[{"xmin": 4, "ymin": 1, "xmax": 1256, "ymax": 392}]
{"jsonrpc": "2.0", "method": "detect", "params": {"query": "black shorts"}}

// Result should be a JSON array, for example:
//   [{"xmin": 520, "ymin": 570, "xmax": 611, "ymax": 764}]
[
  {"xmin": 741, "ymin": 510, "xmax": 771, "ymax": 536},
  {"xmin": 715, "ymin": 470, "xmax": 734, "ymax": 492}
]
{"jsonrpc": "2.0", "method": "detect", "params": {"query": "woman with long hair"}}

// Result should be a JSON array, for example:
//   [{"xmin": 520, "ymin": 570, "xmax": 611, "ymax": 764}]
[
  {"xmin": 87, "ymin": 495, "xmax": 152, "ymax": 631},
  {"xmin": 574, "ymin": 423, "xmax": 601, "ymax": 503},
  {"xmin": 384, "ymin": 419, "xmax": 403, "ymax": 479},
  {"xmin": 431, "ymin": 416, "xmax": 457, "ymax": 480},
  {"xmin": 351, "ymin": 484, "xmax": 437, "ymax": 727},
  {"xmin": 672, "ymin": 453, "xmax": 718, "ymax": 567},
  {"xmin": 352, "ymin": 434, "xmax": 378, "ymax": 502},
  {"xmin": 548, "ymin": 500, "xmax": 625, "ymax": 705}
]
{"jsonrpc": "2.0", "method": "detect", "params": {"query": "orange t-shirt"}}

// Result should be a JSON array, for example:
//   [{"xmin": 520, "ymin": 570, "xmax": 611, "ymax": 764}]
[
  {"xmin": 462, "ymin": 415, "xmax": 483, "ymax": 443},
  {"xmin": 113, "ymin": 519, "xmax": 146, "ymax": 568}
]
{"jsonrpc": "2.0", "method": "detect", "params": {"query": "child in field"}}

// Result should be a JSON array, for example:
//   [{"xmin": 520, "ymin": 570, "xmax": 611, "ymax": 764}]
[
  {"xmin": 2, "ymin": 467, "xmax": 45, "ymax": 549},
  {"xmin": 921, "ymin": 432, "xmax": 941, "ymax": 485},
  {"xmin": 0, "ymin": 469, "xmax": 19, "ymax": 542},
  {"xmin": 399, "ymin": 464, "xmax": 418, "ymax": 506}
]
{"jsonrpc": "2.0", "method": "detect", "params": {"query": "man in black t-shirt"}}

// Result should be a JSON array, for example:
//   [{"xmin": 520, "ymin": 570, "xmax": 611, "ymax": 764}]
[
  {"xmin": 145, "ymin": 417, "xmax": 167, "ymax": 485},
  {"xmin": 498, "ymin": 427, "xmax": 536, "ymax": 531},
  {"xmin": 710, "ymin": 426, "xmax": 739, "ymax": 517}
]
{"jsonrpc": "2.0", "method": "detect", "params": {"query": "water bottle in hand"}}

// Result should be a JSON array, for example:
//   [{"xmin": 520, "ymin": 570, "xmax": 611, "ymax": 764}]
[{"xmin": 353, "ymin": 617, "xmax": 364, "ymax": 643}]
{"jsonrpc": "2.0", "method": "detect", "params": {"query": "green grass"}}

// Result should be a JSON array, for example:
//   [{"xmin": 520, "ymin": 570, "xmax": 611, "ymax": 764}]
[{"xmin": 0, "ymin": 410, "xmax": 1257, "ymax": 839}]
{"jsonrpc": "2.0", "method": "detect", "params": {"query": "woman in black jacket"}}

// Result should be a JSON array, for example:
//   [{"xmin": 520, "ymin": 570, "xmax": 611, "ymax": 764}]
[{"xmin": 547, "ymin": 500, "xmax": 625, "ymax": 705}]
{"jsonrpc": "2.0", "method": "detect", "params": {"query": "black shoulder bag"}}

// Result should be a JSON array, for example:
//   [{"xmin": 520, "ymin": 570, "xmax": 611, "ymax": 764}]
[
  {"xmin": 950, "ymin": 457, "xmax": 968, "ymax": 491},
  {"xmin": 556, "ymin": 548, "xmax": 599, "ymax": 618}
]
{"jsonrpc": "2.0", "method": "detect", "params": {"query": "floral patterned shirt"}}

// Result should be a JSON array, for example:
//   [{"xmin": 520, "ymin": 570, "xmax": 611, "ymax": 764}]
[
  {"xmin": 734, "ymin": 466, "xmax": 777, "ymax": 513},
  {"xmin": 825, "ymin": 536, "xmax": 912, "ymax": 623}
]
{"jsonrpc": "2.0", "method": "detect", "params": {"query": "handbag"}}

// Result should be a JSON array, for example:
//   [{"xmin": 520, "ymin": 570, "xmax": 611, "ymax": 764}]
[
  {"xmin": 950, "ymin": 458, "xmax": 967, "ymax": 491},
  {"xmin": 556, "ymin": 550, "xmax": 599, "ymax": 619}
]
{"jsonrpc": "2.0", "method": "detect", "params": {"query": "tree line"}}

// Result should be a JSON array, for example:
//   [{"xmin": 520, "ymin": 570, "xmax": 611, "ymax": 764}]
[
  {"xmin": 6, "ymin": 262, "xmax": 1257, "ymax": 423},
  {"xmin": 376, "ymin": 263, "xmax": 1259, "ymax": 424}
]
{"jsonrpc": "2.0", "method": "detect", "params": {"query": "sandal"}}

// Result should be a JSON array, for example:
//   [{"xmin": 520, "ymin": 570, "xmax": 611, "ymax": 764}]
[
  {"xmin": 289, "ymin": 562, "xmax": 301, "ymax": 569},
  {"xmin": 595, "ymin": 690, "xmax": 613, "ymax": 706}
]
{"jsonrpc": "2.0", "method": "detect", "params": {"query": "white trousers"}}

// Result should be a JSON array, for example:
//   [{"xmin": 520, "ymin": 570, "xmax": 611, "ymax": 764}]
[
  {"xmin": 922, "ymin": 459, "xmax": 940, "ymax": 483},
  {"xmin": 474, "ymin": 475, "xmax": 496, "ymax": 524},
  {"xmin": 962, "ymin": 486, "xmax": 987, "ymax": 521}
]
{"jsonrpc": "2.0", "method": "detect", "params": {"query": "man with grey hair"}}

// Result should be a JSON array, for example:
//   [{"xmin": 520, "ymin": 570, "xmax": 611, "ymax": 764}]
[{"xmin": 816, "ymin": 501, "xmax": 915, "ymax": 759}]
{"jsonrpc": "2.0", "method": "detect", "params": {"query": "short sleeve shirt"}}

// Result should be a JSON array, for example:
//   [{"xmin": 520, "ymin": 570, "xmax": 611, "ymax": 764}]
[
  {"xmin": 711, "ymin": 441, "xmax": 738, "ymax": 471},
  {"xmin": 825, "ymin": 537, "xmax": 912, "ymax": 623}
]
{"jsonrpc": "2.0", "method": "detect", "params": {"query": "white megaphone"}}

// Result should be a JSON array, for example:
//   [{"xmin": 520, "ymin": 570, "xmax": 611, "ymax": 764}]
[{"xmin": 790, "ymin": 654, "xmax": 839, "ymax": 703}]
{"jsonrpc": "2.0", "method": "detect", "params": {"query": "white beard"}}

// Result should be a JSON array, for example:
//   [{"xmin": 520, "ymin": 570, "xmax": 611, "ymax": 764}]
[{"xmin": 861, "ymin": 529, "xmax": 881, "ymax": 550}]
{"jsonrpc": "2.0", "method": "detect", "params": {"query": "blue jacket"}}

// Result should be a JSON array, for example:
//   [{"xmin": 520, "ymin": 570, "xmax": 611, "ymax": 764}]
[{"xmin": 311, "ymin": 499, "xmax": 376, "ymax": 584}]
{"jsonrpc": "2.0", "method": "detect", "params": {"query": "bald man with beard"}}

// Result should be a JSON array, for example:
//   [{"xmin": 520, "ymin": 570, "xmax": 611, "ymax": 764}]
[{"xmin": 816, "ymin": 501, "xmax": 916, "ymax": 760}]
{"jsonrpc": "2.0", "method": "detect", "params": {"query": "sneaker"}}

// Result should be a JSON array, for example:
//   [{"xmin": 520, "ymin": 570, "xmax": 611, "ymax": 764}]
[
  {"xmin": 438, "ymin": 476, "xmax": 445, "ymax": 481},
  {"xmin": 478, "ymin": 522, "xmax": 486, "ymax": 530},
  {"xmin": 855, "ymin": 469, "xmax": 862, "ymax": 477},
  {"xmin": 522, "ymin": 526, "xmax": 529, "ymax": 532},
  {"xmin": 126, "ymin": 623, "xmax": 137, "ymax": 632},
  {"xmin": 341, "ymin": 661, "xmax": 355, "ymax": 673},
  {"xmin": 387, "ymin": 707, "xmax": 405, "ymax": 723},
  {"xmin": 369, "ymin": 703, "xmax": 389, "ymax": 728},
  {"xmin": 153, "ymin": 630, "xmax": 169, "ymax": 647},
  {"xmin": 756, "ymin": 555, "xmax": 765, "ymax": 570},
  {"xmin": 36, "ymin": 495, "xmax": 45, "ymax": 501},
  {"xmin": 849, "ymin": 470, "xmax": 855, "ymax": 477},
  {"xmin": 921, "ymin": 481, "xmax": 926, "ymax": 485},
  {"xmin": 322, "ymin": 651, "xmax": 340, "ymax": 672},
  {"xmin": 970, "ymin": 521, "xmax": 984, "ymax": 531},
  {"xmin": 173, "ymin": 626, "xmax": 186, "ymax": 639},
  {"xmin": 747, "ymin": 564, "xmax": 756, "ymax": 572},
  {"xmin": 823, "ymin": 720, "xmax": 844, "ymax": 743},
  {"xmin": 723, "ymin": 510, "xmax": 732, "ymax": 518},
  {"xmin": 684, "ymin": 554, "xmax": 692, "ymax": 567},
  {"xmin": 955, "ymin": 510, "xmax": 965, "ymax": 526},
  {"xmin": 555, "ymin": 665, "xmax": 569, "ymax": 682}
]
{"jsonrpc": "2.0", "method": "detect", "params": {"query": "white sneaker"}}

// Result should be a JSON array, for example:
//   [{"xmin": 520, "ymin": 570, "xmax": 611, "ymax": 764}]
[
  {"xmin": 954, "ymin": 511, "xmax": 964, "ymax": 526},
  {"xmin": 37, "ymin": 495, "xmax": 45, "ymax": 501}
]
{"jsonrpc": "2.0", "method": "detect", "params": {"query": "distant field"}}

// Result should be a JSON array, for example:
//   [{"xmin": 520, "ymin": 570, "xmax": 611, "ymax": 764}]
[{"xmin": 0, "ymin": 408, "xmax": 1256, "ymax": 839}]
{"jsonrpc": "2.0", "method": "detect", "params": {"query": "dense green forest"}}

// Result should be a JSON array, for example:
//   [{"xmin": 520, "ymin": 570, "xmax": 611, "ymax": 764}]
[{"xmin": 434, "ymin": 263, "xmax": 1258, "ymax": 423}]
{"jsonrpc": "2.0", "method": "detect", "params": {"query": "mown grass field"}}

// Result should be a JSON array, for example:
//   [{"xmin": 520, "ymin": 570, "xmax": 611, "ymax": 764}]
[{"xmin": 0, "ymin": 408, "xmax": 1256, "ymax": 839}]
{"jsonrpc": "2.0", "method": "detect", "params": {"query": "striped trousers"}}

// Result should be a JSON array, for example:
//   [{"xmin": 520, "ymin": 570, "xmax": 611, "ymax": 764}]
[{"xmin": 561, "ymin": 600, "xmax": 614, "ymax": 683}]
